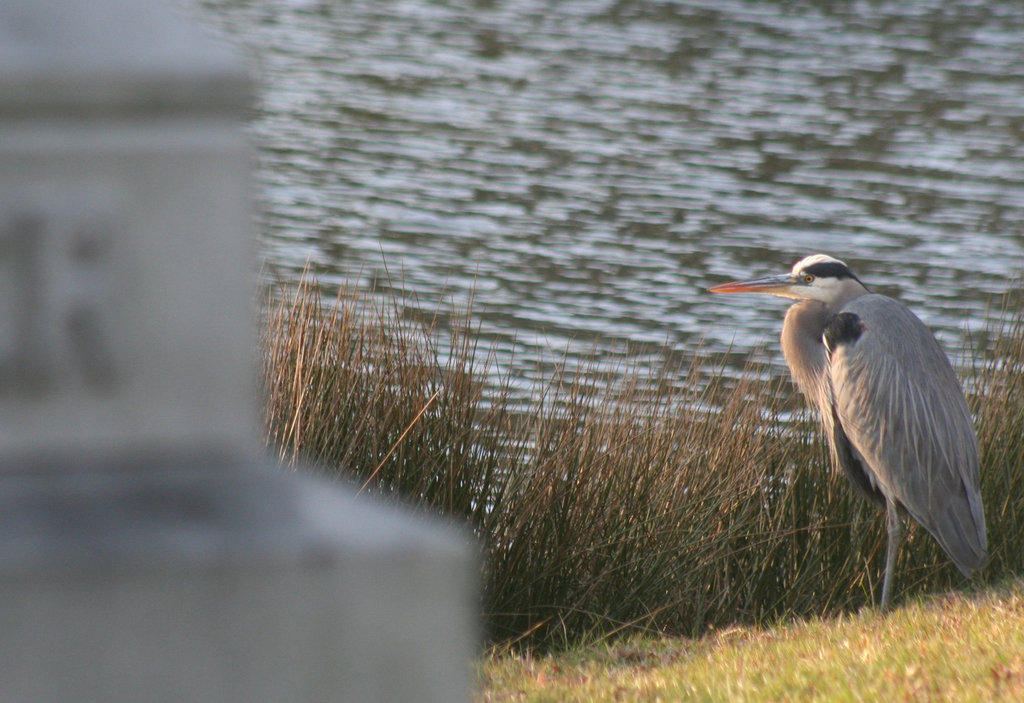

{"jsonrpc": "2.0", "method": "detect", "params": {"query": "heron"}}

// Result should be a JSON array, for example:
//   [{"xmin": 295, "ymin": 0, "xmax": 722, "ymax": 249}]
[{"xmin": 708, "ymin": 253, "xmax": 986, "ymax": 611}]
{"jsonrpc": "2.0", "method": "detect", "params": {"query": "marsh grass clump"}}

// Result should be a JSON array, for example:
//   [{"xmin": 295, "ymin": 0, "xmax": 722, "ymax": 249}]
[
  {"xmin": 261, "ymin": 276, "xmax": 1024, "ymax": 650},
  {"xmin": 262, "ymin": 275, "xmax": 508, "ymax": 529}
]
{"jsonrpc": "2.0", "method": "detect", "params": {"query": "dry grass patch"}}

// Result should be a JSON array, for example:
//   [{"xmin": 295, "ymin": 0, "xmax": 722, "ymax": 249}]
[
  {"xmin": 477, "ymin": 581, "xmax": 1024, "ymax": 702},
  {"xmin": 261, "ymin": 275, "xmax": 1024, "ymax": 649}
]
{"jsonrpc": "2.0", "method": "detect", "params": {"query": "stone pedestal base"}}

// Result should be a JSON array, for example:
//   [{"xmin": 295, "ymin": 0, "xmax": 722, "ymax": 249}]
[{"xmin": 0, "ymin": 466, "xmax": 476, "ymax": 702}]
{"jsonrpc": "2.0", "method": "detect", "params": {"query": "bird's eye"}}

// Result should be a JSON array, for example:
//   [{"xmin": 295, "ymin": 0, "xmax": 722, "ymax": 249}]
[{"xmin": 803, "ymin": 274, "xmax": 815, "ymax": 284}]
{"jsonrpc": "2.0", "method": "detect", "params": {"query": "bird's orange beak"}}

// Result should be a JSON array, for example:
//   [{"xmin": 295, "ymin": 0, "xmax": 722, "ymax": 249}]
[{"xmin": 708, "ymin": 273, "xmax": 797, "ymax": 295}]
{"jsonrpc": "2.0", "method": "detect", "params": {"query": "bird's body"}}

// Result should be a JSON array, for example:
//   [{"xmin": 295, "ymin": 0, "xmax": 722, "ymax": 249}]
[{"xmin": 710, "ymin": 254, "xmax": 986, "ymax": 610}]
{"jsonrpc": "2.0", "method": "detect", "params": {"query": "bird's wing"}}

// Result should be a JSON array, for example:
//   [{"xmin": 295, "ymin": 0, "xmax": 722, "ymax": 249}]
[{"xmin": 827, "ymin": 294, "xmax": 986, "ymax": 574}]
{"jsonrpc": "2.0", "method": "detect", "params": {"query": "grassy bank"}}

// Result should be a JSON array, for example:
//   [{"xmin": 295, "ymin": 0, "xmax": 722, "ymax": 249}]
[
  {"xmin": 476, "ymin": 580, "xmax": 1024, "ymax": 701},
  {"xmin": 261, "ymin": 275, "xmax": 1024, "ymax": 649}
]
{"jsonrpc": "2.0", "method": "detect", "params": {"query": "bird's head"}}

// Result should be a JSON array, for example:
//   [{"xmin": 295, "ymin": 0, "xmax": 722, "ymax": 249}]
[{"xmin": 708, "ymin": 254, "xmax": 868, "ymax": 305}]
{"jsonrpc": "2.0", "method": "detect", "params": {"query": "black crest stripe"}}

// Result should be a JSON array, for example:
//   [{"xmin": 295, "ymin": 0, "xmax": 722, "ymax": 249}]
[{"xmin": 802, "ymin": 261, "xmax": 858, "ymax": 281}]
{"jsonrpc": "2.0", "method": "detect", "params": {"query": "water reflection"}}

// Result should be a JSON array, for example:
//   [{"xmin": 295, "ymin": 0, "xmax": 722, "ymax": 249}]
[{"xmin": 190, "ymin": 0, "xmax": 1024, "ymax": 389}]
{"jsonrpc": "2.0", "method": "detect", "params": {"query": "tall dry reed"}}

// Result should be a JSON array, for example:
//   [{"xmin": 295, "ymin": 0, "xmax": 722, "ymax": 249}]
[{"xmin": 261, "ymin": 276, "xmax": 1024, "ymax": 649}]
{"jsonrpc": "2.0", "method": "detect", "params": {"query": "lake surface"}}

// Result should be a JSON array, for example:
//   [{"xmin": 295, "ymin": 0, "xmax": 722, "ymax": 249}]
[{"xmin": 188, "ymin": 0, "xmax": 1024, "ymax": 389}]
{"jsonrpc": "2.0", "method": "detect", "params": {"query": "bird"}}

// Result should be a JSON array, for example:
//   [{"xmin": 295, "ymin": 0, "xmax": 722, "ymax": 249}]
[{"xmin": 708, "ymin": 253, "xmax": 986, "ymax": 611}]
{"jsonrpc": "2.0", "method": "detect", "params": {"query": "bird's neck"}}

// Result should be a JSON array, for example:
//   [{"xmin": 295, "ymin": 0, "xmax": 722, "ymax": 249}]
[
  {"xmin": 781, "ymin": 300, "xmax": 831, "ymax": 408},
  {"xmin": 831, "ymin": 280, "xmax": 871, "ymax": 309}
]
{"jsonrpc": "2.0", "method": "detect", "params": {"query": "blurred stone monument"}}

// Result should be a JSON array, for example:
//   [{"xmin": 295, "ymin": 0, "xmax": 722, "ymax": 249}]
[{"xmin": 0, "ymin": 1, "xmax": 476, "ymax": 701}]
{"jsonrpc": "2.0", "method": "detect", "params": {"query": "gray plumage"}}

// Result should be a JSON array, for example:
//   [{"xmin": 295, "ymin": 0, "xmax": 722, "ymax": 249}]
[{"xmin": 710, "ymin": 254, "xmax": 987, "ymax": 610}]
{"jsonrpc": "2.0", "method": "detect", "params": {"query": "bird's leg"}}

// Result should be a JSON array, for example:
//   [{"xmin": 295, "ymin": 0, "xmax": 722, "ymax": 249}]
[{"xmin": 880, "ymin": 500, "xmax": 903, "ymax": 612}]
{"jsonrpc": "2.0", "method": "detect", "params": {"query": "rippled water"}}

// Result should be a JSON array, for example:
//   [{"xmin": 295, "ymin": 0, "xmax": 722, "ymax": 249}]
[{"xmin": 189, "ymin": 0, "xmax": 1024, "ymax": 387}]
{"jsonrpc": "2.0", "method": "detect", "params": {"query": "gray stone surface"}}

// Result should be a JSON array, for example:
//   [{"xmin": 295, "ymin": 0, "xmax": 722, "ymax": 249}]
[
  {"xmin": 0, "ymin": 0, "xmax": 477, "ymax": 700},
  {"xmin": 0, "ymin": 0, "xmax": 255, "ymax": 466},
  {"xmin": 0, "ymin": 0, "xmax": 247, "ymax": 115},
  {"xmin": 0, "ymin": 468, "xmax": 476, "ymax": 702},
  {"xmin": 0, "ymin": 129, "xmax": 256, "ymax": 465}
]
